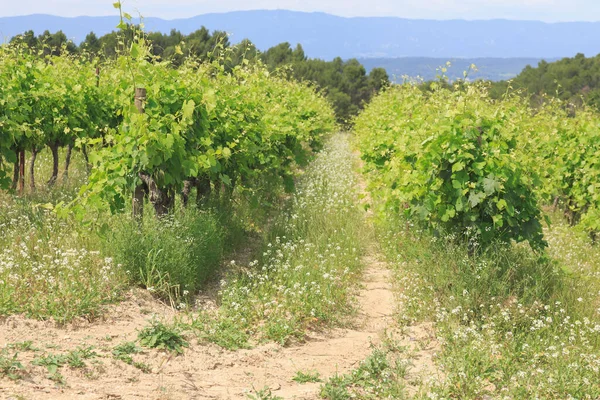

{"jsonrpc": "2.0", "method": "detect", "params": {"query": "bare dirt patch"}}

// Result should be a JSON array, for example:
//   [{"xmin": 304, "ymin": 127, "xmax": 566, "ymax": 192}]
[{"xmin": 0, "ymin": 244, "xmax": 441, "ymax": 400}]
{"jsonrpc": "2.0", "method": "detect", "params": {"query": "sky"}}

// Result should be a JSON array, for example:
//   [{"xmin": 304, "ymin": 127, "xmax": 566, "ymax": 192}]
[{"xmin": 1, "ymin": 0, "xmax": 599, "ymax": 22}]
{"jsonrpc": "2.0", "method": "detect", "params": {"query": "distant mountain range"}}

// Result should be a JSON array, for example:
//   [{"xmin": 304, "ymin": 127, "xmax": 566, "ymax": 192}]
[
  {"xmin": 2, "ymin": 11, "xmax": 600, "ymax": 60},
  {"xmin": 0, "ymin": 11, "xmax": 597, "ymax": 81},
  {"xmin": 359, "ymin": 57, "xmax": 560, "ymax": 82}
]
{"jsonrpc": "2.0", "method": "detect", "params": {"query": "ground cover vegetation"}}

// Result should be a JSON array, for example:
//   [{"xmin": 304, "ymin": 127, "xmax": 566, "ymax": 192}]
[
  {"xmin": 189, "ymin": 134, "xmax": 365, "ymax": 348},
  {"xmin": 355, "ymin": 80, "xmax": 600, "ymax": 398}
]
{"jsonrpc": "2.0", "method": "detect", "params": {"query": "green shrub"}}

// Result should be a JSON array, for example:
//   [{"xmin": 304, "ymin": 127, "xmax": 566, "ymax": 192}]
[
  {"xmin": 355, "ymin": 84, "xmax": 547, "ymax": 250},
  {"xmin": 408, "ymin": 112, "xmax": 547, "ymax": 250}
]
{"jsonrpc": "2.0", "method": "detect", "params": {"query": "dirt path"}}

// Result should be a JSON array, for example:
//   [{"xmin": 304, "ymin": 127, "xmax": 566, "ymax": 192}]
[
  {"xmin": 1, "ymin": 136, "xmax": 441, "ymax": 399},
  {"xmin": 0, "ymin": 244, "xmax": 440, "ymax": 400}
]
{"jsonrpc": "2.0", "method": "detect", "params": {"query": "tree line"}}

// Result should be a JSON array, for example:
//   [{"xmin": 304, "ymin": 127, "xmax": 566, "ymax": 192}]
[
  {"xmin": 488, "ymin": 53, "xmax": 600, "ymax": 110},
  {"xmin": 10, "ymin": 27, "xmax": 389, "ymax": 124}
]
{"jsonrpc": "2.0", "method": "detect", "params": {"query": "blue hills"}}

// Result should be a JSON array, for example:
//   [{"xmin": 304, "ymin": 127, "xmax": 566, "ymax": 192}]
[{"xmin": 1, "ymin": 11, "xmax": 600, "ymax": 60}]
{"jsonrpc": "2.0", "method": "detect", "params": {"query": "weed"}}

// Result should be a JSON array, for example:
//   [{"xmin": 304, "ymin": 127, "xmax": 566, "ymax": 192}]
[
  {"xmin": 112, "ymin": 341, "xmax": 141, "ymax": 364},
  {"xmin": 32, "ymin": 353, "xmax": 67, "ymax": 375},
  {"xmin": 0, "ymin": 350, "xmax": 25, "ymax": 380},
  {"xmin": 7, "ymin": 341, "xmax": 38, "ymax": 352},
  {"xmin": 320, "ymin": 373, "xmax": 350, "ymax": 400},
  {"xmin": 112, "ymin": 341, "xmax": 150, "ymax": 372},
  {"xmin": 133, "ymin": 361, "xmax": 152, "ymax": 373},
  {"xmin": 193, "ymin": 135, "xmax": 366, "ymax": 346},
  {"xmin": 66, "ymin": 346, "xmax": 97, "ymax": 368},
  {"xmin": 193, "ymin": 315, "xmax": 251, "ymax": 350},
  {"xmin": 293, "ymin": 369, "xmax": 322, "ymax": 383},
  {"xmin": 246, "ymin": 385, "xmax": 283, "ymax": 400},
  {"xmin": 138, "ymin": 320, "xmax": 188, "ymax": 355},
  {"xmin": 320, "ymin": 344, "xmax": 408, "ymax": 399},
  {"xmin": 106, "ymin": 207, "xmax": 224, "ymax": 306},
  {"xmin": 378, "ymin": 210, "xmax": 600, "ymax": 398}
]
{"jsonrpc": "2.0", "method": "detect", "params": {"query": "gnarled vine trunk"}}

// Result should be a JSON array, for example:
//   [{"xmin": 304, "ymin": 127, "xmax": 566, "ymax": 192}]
[
  {"xmin": 196, "ymin": 176, "xmax": 211, "ymax": 205},
  {"xmin": 11, "ymin": 161, "xmax": 18, "ymax": 190},
  {"xmin": 47, "ymin": 143, "xmax": 59, "ymax": 186},
  {"xmin": 139, "ymin": 172, "xmax": 175, "ymax": 217},
  {"xmin": 63, "ymin": 143, "xmax": 73, "ymax": 182},
  {"xmin": 82, "ymin": 145, "xmax": 90, "ymax": 172},
  {"xmin": 182, "ymin": 176, "xmax": 212, "ymax": 207},
  {"xmin": 30, "ymin": 149, "xmax": 39, "ymax": 191}
]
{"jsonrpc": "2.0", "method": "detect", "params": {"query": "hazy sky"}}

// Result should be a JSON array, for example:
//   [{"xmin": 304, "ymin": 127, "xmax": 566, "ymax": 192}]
[{"xmin": 1, "ymin": 0, "xmax": 599, "ymax": 22}]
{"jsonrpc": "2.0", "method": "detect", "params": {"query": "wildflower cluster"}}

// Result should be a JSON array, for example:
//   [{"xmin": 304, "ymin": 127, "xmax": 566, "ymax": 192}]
[
  {"xmin": 0, "ymin": 197, "xmax": 125, "ymax": 321},
  {"xmin": 196, "ymin": 134, "xmax": 365, "ymax": 346}
]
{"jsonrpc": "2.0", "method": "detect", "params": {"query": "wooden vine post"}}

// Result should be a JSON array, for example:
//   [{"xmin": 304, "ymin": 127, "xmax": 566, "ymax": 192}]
[{"xmin": 132, "ymin": 87, "xmax": 147, "ymax": 219}]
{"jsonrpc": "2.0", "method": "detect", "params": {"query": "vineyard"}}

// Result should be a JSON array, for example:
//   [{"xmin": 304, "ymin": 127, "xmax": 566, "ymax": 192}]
[
  {"xmin": 1, "ymin": 10, "xmax": 600, "ymax": 399},
  {"xmin": 355, "ymin": 81, "xmax": 600, "ymax": 398}
]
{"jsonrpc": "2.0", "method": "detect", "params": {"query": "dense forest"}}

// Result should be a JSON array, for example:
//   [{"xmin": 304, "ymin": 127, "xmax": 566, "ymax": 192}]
[
  {"xmin": 488, "ymin": 53, "xmax": 600, "ymax": 108},
  {"xmin": 9, "ymin": 28, "xmax": 389, "ymax": 124}
]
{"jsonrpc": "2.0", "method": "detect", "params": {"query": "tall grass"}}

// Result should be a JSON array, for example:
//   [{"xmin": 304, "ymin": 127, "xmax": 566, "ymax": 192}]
[
  {"xmin": 0, "ymin": 146, "xmax": 251, "ymax": 321},
  {"xmin": 0, "ymin": 193, "xmax": 126, "ymax": 322},
  {"xmin": 104, "ymin": 206, "xmax": 224, "ymax": 307},
  {"xmin": 377, "ymin": 212, "xmax": 600, "ymax": 398}
]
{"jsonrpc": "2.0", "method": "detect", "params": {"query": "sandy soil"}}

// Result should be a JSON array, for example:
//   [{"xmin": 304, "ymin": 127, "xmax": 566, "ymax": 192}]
[{"xmin": 0, "ymin": 245, "xmax": 441, "ymax": 400}]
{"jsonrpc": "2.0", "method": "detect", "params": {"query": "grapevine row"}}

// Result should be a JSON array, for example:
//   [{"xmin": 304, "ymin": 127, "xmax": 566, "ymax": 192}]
[
  {"xmin": 0, "ymin": 35, "xmax": 336, "ymax": 217},
  {"xmin": 355, "ymin": 81, "xmax": 600, "ymax": 247}
]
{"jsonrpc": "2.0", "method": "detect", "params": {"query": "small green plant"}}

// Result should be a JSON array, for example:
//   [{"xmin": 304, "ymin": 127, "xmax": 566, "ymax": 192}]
[
  {"xmin": 66, "ymin": 346, "xmax": 97, "ymax": 369},
  {"xmin": 7, "ymin": 341, "xmax": 38, "ymax": 352},
  {"xmin": 138, "ymin": 320, "xmax": 188, "ymax": 355},
  {"xmin": 32, "ymin": 353, "xmax": 67, "ymax": 375},
  {"xmin": 32, "ymin": 353, "xmax": 69, "ymax": 384},
  {"xmin": 292, "ymin": 370, "xmax": 322, "ymax": 383},
  {"xmin": 246, "ymin": 385, "xmax": 283, "ymax": 400},
  {"xmin": 320, "ymin": 373, "xmax": 350, "ymax": 400},
  {"xmin": 112, "ymin": 341, "xmax": 141, "ymax": 364},
  {"xmin": 320, "ymin": 345, "xmax": 408, "ymax": 399},
  {"xmin": 0, "ymin": 351, "xmax": 25, "ymax": 380},
  {"xmin": 112, "ymin": 341, "xmax": 151, "ymax": 372},
  {"xmin": 132, "ymin": 361, "xmax": 152, "ymax": 373},
  {"xmin": 193, "ymin": 316, "xmax": 251, "ymax": 350}
]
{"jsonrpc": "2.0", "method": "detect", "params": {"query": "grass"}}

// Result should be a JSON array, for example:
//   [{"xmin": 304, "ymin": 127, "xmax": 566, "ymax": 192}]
[
  {"xmin": 376, "ymin": 210, "xmax": 600, "ymax": 398},
  {"xmin": 105, "ymin": 205, "xmax": 225, "ymax": 307},
  {"xmin": 190, "ymin": 134, "xmax": 367, "ymax": 348},
  {"xmin": 1, "ymin": 134, "xmax": 368, "ymax": 359},
  {"xmin": 246, "ymin": 386, "xmax": 284, "ymax": 400},
  {"xmin": 112, "ymin": 341, "xmax": 141, "ymax": 364},
  {"xmin": 112, "ymin": 341, "xmax": 152, "ymax": 372},
  {"xmin": 0, "ymin": 145, "xmax": 273, "ymax": 322},
  {"xmin": 0, "ymin": 192, "xmax": 127, "ymax": 322}
]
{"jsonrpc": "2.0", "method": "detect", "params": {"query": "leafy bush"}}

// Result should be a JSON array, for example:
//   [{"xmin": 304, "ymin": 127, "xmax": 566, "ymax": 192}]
[
  {"xmin": 355, "ymin": 84, "xmax": 547, "ymax": 250},
  {"xmin": 407, "ymin": 112, "xmax": 546, "ymax": 249}
]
